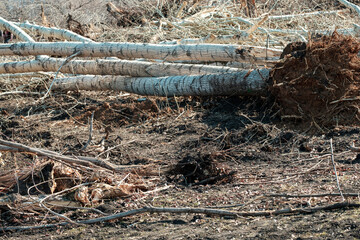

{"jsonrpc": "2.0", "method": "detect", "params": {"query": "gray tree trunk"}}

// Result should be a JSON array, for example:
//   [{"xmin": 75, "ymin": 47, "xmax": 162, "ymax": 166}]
[{"xmin": 53, "ymin": 69, "xmax": 269, "ymax": 96}]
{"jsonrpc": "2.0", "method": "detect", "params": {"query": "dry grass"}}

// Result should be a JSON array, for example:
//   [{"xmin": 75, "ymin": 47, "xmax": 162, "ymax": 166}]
[{"xmin": 0, "ymin": 0, "xmax": 358, "ymax": 46}]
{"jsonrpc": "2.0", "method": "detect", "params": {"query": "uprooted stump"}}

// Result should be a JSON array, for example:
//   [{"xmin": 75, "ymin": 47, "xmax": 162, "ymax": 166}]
[{"xmin": 270, "ymin": 32, "xmax": 360, "ymax": 129}]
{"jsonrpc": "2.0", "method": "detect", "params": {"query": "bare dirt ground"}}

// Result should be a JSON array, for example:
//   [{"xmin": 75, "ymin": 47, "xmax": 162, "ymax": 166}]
[{"xmin": 1, "ymin": 0, "xmax": 360, "ymax": 239}]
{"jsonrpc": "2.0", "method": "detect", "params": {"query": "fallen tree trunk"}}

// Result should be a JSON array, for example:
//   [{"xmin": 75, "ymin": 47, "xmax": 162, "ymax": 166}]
[
  {"xmin": 0, "ymin": 17, "xmax": 35, "ymax": 42},
  {"xmin": 0, "ymin": 42, "xmax": 281, "ymax": 63},
  {"xmin": 14, "ymin": 21, "xmax": 94, "ymax": 42},
  {"xmin": 0, "ymin": 58, "xmax": 240, "ymax": 76},
  {"xmin": 53, "ymin": 69, "xmax": 269, "ymax": 96}
]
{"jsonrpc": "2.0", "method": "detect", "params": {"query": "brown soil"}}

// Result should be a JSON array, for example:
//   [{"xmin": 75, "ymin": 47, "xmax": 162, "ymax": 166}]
[
  {"xmin": 1, "ymin": 90, "xmax": 360, "ymax": 239},
  {"xmin": 1, "ymin": 1, "xmax": 360, "ymax": 239}
]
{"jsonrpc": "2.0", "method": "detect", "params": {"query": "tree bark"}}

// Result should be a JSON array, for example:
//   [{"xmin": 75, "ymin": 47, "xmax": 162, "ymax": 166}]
[
  {"xmin": 0, "ymin": 42, "xmax": 281, "ymax": 63},
  {"xmin": 0, "ymin": 58, "xmax": 241, "ymax": 76},
  {"xmin": 53, "ymin": 69, "xmax": 269, "ymax": 96}
]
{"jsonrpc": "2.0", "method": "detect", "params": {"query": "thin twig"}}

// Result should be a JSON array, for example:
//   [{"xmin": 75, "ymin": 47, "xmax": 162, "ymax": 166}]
[
  {"xmin": 349, "ymin": 141, "xmax": 360, "ymax": 152},
  {"xmin": 96, "ymin": 139, "xmax": 137, "ymax": 158},
  {"xmin": 0, "ymin": 140, "xmax": 136, "ymax": 172},
  {"xmin": 81, "ymin": 111, "xmax": 95, "ymax": 151},
  {"xmin": 265, "ymin": 193, "xmax": 360, "ymax": 198},
  {"xmin": 330, "ymin": 138, "xmax": 345, "ymax": 201},
  {"xmin": 0, "ymin": 91, "xmax": 42, "ymax": 97},
  {"xmin": 41, "ymin": 51, "xmax": 80, "ymax": 100}
]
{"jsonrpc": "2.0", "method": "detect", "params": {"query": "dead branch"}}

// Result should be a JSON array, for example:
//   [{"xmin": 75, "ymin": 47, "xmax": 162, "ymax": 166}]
[
  {"xmin": 330, "ymin": 139, "xmax": 345, "ymax": 201},
  {"xmin": 1, "ymin": 202, "xmax": 359, "ymax": 232},
  {"xmin": 251, "ymin": 10, "xmax": 343, "ymax": 21},
  {"xmin": 0, "ymin": 91, "xmax": 42, "ymax": 97},
  {"xmin": 81, "ymin": 111, "xmax": 95, "ymax": 151},
  {"xmin": 160, "ymin": 33, "xmax": 249, "ymax": 45},
  {"xmin": 0, "ymin": 140, "xmax": 137, "ymax": 172},
  {"xmin": 0, "ymin": 16, "xmax": 35, "ymax": 42},
  {"xmin": 265, "ymin": 193, "xmax": 360, "ymax": 198},
  {"xmin": 14, "ymin": 21, "xmax": 93, "ymax": 42}
]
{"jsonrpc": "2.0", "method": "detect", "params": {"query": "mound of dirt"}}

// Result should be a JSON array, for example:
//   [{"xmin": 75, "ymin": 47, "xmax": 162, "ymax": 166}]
[{"xmin": 270, "ymin": 33, "xmax": 360, "ymax": 129}]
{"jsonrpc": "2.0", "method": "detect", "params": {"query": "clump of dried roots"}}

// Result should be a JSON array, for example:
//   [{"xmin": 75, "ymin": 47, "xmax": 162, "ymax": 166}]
[{"xmin": 270, "ymin": 32, "xmax": 360, "ymax": 130}]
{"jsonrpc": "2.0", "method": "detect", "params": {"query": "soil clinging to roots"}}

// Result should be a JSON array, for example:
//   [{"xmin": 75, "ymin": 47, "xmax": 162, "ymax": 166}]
[{"xmin": 270, "ymin": 32, "xmax": 360, "ymax": 130}]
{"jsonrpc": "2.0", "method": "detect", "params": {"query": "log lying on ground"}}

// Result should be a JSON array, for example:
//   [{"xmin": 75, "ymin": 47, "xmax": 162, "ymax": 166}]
[
  {"xmin": 0, "ymin": 42, "xmax": 281, "ymax": 63},
  {"xmin": 0, "ymin": 16, "xmax": 35, "ymax": 42},
  {"xmin": 0, "ymin": 58, "xmax": 240, "ymax": 76},
  {"xmin": 53, "ymin": 69, "xmax": 269, "ymax": 96},
  {"xmin": 339, "ymin": 0, "xmax": 360, "ymax": 16},
  {"xmin": 13, "ymin": 21, "xmax": 94, "ymax": 42}
]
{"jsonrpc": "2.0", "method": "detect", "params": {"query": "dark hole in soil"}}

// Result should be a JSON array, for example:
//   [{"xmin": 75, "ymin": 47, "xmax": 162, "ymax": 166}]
[{"xmin": 168, "ymin": 153, "xmax": 233, "ymax": 185}]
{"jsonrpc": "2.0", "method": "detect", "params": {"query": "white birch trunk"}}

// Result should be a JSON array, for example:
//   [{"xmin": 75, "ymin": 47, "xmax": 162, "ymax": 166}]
[
  {"xmin": 0, "ymin": 42, "xmax": 282, "ymax": 63},
  {"xmin": 14, "ymin": 21, "xmax": 94, "ymax": 42},
  {"xmin": 0, "ymin": 58, "xmax": 241, "ymax": 76},
  {"xmin": 53, "ymin": 69, "xmax": 269, "ymax": 96},
  {"xmin": 0, "ymin": 16, "xmax": 35, "ymax": 42},
  {"xmin": 338, "ymin": 0, "xmax": 360, "ymax": 16}
]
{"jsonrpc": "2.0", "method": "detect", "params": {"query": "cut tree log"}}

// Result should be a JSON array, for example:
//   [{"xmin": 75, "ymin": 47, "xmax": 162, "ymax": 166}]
[
  {"xmin": 0, "ymin": 58, "xmax": 240, "ymax": 76},
  {"xmin": 0, "ymin": 42, "xmax": 282, "ymax": 63},
  {"xmin": 53, "ymin": 69, "xmax": 269, "ymax": 96}
]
